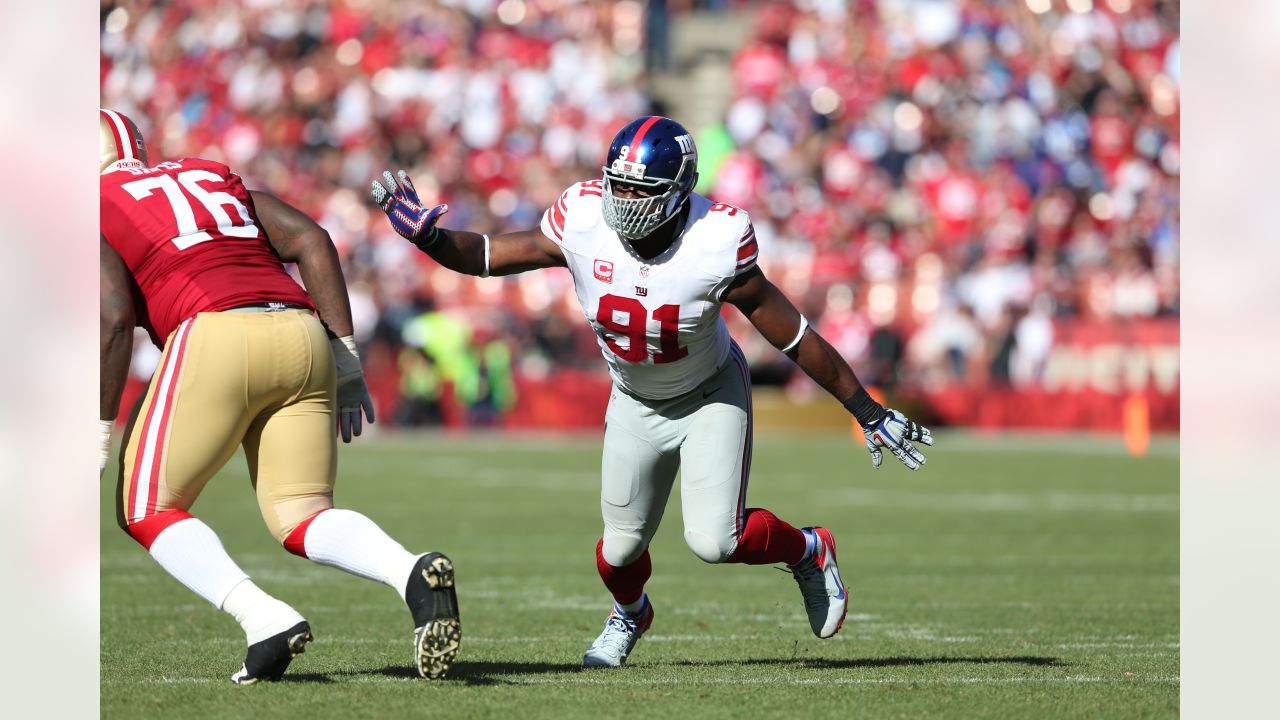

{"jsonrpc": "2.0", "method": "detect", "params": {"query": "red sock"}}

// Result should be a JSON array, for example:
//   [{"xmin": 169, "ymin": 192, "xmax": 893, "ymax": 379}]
[
  {"xmin": 725, "ymin": 508, "xmax": 807, "ymax": 565},
  {"xmin": 595, "ymin": 538, "xmax": 651, "ymax": 606}
]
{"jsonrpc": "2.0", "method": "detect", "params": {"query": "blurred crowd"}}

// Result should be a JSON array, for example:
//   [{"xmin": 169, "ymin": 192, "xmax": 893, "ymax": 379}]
[{"xmin": 101, "ymin": 0, "xmax": 1179, "ymax": 420}]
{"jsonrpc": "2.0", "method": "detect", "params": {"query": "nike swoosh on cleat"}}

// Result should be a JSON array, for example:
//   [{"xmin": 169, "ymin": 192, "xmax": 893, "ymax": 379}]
[{"xmin": 830, "ymin": 565, "xmax": 846, "ymax": 600}]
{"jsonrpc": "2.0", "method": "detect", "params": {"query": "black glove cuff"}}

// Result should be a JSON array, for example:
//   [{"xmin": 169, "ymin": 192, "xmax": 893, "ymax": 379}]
[{"xmin": 843, "ymin": 387, "xmax": 886, "ymax": 428}]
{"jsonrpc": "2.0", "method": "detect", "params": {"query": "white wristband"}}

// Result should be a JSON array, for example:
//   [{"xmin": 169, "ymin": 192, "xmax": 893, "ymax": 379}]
[
  {"xmin": 99, "ymin": 419, "xmax": 114, "ymax": 477},
  {"xmin": 481, "ymin": 234, "xmax": 491, "ymax": 278},
  {"xmin": 780, "ymin": 316, "xmax": 809, "ymax": 354},
  {"xmin": 329, "ymin": 334, "xmax": 363, "ymax": 384}
]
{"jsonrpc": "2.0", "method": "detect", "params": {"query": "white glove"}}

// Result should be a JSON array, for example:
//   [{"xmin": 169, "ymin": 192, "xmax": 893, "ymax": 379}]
[
  {"xmin": 330, "ymin": 335, "xmax": 375, "ymax": 442},
  {"xmin": 863, "ymin": 408, "xmax": 933, "ymax": 471},
  {"xmin": 100, "ymin": 420, "xmax": 114, "ymax": 477}
]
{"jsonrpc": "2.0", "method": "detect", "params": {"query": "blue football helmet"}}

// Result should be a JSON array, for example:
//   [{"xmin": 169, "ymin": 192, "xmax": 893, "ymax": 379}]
[{"xmin": 601, "ymin": 116, "xmax": 699, "ymax": 241}]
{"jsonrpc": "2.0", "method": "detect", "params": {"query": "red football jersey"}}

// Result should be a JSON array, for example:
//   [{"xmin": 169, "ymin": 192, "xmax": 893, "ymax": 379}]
[{"xmin": 101, "ymin": 158, "xmax": 315, "ymax": 346}]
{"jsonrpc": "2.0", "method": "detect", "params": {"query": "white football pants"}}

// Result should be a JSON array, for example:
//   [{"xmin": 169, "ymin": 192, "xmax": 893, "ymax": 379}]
[{"xmin": 598, "ymin": 344, "xmax": 753, "ymax": 566}]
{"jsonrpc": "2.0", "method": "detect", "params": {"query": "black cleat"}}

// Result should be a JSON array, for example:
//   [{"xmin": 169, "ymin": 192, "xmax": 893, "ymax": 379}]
[
  {"xmin": 231, "ymin": 621, "xmax": 313, "ymax": 685},
  {"xmin": 405, "ymin": 552, "xmax": 460, "ymax": 679}
]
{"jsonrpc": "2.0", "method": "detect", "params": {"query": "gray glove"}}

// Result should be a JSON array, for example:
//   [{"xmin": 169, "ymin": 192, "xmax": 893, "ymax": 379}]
[{"xmin": 330, "ymin": 335, "xmax": 375, "ymax": 442}]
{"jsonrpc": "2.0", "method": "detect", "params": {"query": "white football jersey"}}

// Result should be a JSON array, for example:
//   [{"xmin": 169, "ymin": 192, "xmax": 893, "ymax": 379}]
[{"xmin": 540, "ymin": 180, "xmax": 759, "ymax": 400}]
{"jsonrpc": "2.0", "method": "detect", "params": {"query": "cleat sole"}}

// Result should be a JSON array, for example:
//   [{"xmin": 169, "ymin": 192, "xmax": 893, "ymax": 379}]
[
  {"xmin": 415, "ymin": 618, "xmax": 461, "ymax": 679},
  {"xmin": 424, "ymin": 554, "xmax": 455, "ymax": 590},
  {"xmin": 409, "ymin": 553, "xmax": 460, "ymax": 679}
]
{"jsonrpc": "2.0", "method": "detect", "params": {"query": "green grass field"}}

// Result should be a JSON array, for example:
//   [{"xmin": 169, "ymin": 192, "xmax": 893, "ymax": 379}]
[{"xmin": 101, "ymin": 431, "xmax": 1178, "ymax": 719}]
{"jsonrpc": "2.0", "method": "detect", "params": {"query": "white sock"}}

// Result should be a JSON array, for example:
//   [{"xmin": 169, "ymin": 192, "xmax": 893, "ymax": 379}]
[
  {"xmin": 799, "ymin": 528, "xmax": 818, "ymax": 564},
  {"xmin": 617, "ymin": 592, "xmax": 648, "ymax": 617},
  {"xmin": 221, "ymin": 578, "xmax": 306, "ymax": 645},
  {"xmin": 299, "ymin": 509, "xmax": 420, "ymax": 601},
  {"xmin": 148, "ymin": 517, "xmax": 251, "ymax": 608}
]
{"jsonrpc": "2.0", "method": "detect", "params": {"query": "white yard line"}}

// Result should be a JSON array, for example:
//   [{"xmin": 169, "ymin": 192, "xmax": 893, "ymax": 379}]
[
  {"xmin": 829, "ymin": 488, "xmax": 1177, "ymax": 514},
  {"xmin": 127, "ymin": 674, "xmax": 1180, "ymax": 686}
]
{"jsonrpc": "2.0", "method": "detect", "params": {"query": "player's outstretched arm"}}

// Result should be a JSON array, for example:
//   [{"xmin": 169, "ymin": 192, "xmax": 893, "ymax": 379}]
[
  {"xmin": 723, "ymin": 266, "xmax": 933, "ymax": 471},
  {"xmin": 250, "ymin": 190, "xmax": 375, "ymax": 442},
  {"xmin": 371, "ymin": 170, "xmax": 565, "ymax": 277},
  {"xmin": 100, "ymin": 236, "xmax": 135, "ymax": 476}
]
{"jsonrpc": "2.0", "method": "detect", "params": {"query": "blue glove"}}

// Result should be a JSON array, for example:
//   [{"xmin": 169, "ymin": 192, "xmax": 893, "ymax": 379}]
[
  {"xmin": 371, "ymin": 170, "xmax": 448, "ymax": 247},
  {"xmin": 863, "ymin": 408, "xmax": 933, "ymax": 471}
]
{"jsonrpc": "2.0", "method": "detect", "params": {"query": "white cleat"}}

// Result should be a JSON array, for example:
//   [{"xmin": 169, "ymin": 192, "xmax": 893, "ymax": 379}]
[
  {"xmin": 583, "ymin": 598, "xmax": 654, "ymax": 669},
  {"xmin": 788, "ymin": 527, "xmax": 848, "ymax": 638}
]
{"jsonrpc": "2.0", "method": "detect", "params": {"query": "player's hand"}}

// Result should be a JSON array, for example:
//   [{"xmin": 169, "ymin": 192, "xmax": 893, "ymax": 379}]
[
  {"xmin": 370, "ymin": 170, "xmax": 448, "ymax": 246},
  {"xmin": 99, "ymin": 419, "xmax": 114, "ymax": 478},
  {"xmin": 862, "ymin": 408, "xmax": 933, "ymax": 471},
  {"xmin": 330, "ymin": 336, "xmax": 376, "ymax": 443}
]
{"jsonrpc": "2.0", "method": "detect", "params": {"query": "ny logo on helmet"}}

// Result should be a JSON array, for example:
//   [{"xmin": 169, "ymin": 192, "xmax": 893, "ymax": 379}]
[{"xmin": 675, "ymin": 134, "xmax": 695, "ymax": 156}]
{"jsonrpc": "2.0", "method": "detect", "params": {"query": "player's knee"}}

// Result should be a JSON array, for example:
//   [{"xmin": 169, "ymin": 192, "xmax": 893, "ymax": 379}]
[
  {"xmin": 268, "ymin": 496, "xmax": 333, "ymax": 550},
  {"xmin": 684, "ymin": 529, "xmax": 737, "ymax": 564},
  {"xmin": 601, "ymin": 533, "xmax": 647, "ymax": 567},
  {"xmin": 121, "ymin": 509, "xmax": 195, "ymax": 550}
]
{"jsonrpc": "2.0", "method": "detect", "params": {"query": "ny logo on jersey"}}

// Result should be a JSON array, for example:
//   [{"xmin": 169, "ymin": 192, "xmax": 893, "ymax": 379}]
[
  {"xmin": 635, "ymin": 286, "xmax": 648, "ymax": 297},
  {"xmin": 675, "ymin": 134, "xmax": 695, "ymax": 156},
  {"xmin": 594, "ymin": 259, "xmax": 614, "ymax": 283}
]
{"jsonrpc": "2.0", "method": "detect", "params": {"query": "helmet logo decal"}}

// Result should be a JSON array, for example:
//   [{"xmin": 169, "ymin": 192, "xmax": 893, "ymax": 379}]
[
  {"xmin": 610, "ymin": 157, "xmax": 647, "ymax": 179},
  {"xmin": 675, "ymin": 134, "xmax": 695, "ymax": 156}
]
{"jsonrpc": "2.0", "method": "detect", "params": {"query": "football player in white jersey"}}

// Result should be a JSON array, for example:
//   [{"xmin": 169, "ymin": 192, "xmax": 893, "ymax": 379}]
[{"xmin": 372, "ymin": 116, "xmax": 933, "ymax": 668}]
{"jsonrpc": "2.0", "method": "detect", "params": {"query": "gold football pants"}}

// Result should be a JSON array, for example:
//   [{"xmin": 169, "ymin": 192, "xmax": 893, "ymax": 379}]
[{"xmin": 116, "ymin": 309, "xmax": 336, "ymax": 545}]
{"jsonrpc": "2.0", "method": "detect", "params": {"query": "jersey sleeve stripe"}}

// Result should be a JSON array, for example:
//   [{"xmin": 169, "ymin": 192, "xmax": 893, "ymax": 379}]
[
  {"xmin": 542, "ymin": 209, "xmax": 564, "ymax": 240},
  {"xmin": 737, "ymin": 239, "xmax": 758, "ymax": 262},
  {"xmin": 552, "ymin": 197, "xmax": 567, "ymax": 231}
]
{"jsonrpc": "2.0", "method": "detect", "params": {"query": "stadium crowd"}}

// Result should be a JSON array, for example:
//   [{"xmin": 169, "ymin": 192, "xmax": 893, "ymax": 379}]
[{"xmin": 101, "ymin": 0, "xmax": 1179, "ymax": 423}]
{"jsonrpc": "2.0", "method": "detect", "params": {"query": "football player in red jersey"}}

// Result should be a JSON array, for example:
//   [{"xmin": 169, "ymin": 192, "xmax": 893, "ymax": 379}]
[
  {"xmin": 99, "ymin": 109, "xmax": 459, "ymax": 683},
  {"xmin": 372, "ymin": 116, "xmax": 934, "ymax": 668}
]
